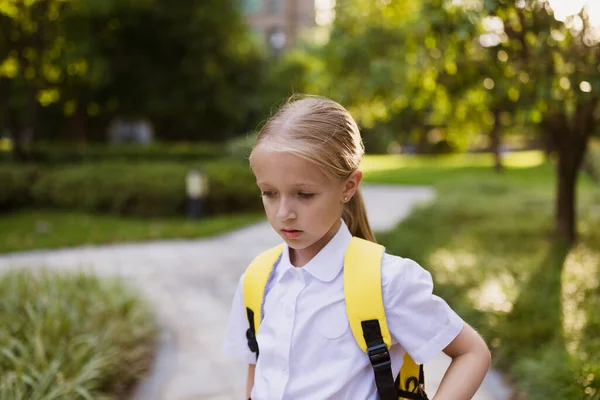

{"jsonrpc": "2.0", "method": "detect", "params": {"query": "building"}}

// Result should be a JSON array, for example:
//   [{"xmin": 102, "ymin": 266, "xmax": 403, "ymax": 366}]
[{"xmin": 242, "ymin": 0, "xmax": 317, "ymax": 53}]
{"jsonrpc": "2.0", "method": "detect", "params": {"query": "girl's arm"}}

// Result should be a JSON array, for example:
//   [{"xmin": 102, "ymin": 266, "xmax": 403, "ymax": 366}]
[
  {"xmin": 434, "ymin": 323, "xmax": 492, "ymax": 400},
  {"xmin": 246, "ymin": 364, "xmax": 255, "ymax": 399}
]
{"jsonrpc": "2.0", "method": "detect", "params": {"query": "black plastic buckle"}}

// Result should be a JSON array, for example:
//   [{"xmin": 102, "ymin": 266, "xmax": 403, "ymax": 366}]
[
  {"xmin": 367, "ymin": 343, "xmax": 391, "ymax": 372},
  {"xmin": 246, "ymin": 328, "xmax": 258, "ymax": 353}
]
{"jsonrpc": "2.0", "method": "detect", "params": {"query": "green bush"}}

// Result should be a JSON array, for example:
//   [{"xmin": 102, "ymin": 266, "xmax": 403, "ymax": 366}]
[
  {"xmin": 0, "ymin": 269, "xmax": 157, "ymax": 399},
  {"xmin": 0, "ymin": 164, "xmax": 40, "ymax": 211},
  {"xmin": 203, "ymin": 161, "xmax": 263, "ymax": 214},
  {"xmin": 429, "ymin": 139, "xmax": 457, "ymax": 154},
  {"xmin": 30, "ymin": 162, "xmax": 190, "ymax": 217},
  {"xmin": 226, "ymin": 134, "xmax": 257, "ymax": 161},
  {"xmin": 0, "ymin": 142, "xmax": 226, "ymax": 165},
  {"xmin": 1, "ymin": 160, "xmax": 262, "ymax": 217}
]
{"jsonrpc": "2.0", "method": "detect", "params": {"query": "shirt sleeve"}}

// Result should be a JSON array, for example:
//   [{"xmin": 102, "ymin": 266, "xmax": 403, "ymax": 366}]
[
  {"xmin": 382, "ymin": 254, "xmax": 464, "ymax": 365},
  {"xmin": 221, "ymin": 274, "xmax": 257, "ymax": 364}
]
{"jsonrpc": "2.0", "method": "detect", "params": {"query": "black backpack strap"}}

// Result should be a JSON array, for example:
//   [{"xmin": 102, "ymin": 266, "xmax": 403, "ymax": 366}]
[
  {"xmin": 246, "ymin": 308, "xmax": 259, "ymax": 358},
  {"xmin": 362, "ymin": 320, "xmax": 397, "ymax": 400}
]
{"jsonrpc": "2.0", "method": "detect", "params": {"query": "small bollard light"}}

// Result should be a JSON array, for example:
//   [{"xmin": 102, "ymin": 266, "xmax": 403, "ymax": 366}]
[{"xmin": 186, "ymin": 168, "xmax": 208, "ymax": 219}]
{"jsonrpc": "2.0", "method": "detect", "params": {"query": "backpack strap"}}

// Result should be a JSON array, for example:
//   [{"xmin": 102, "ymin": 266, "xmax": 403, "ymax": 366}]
[
  {"xmin": 344, "ymin": 237, "xmax": 428, "ymax": 400},
  {"xmin": 242, "ymin": 244, "xmax": 285, "ymax": 360},
  {"xmin": 396, "ymin": 355, "xmax": 428, "ymax": 399},
  {"xmin": 344, "ymin": 237, "xmax": 396, "ymax": 400}
]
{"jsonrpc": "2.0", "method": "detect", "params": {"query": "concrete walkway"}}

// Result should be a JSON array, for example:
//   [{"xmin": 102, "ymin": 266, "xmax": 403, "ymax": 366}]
[{"xmin": 0, "ymin": 185, "xmax": 511, "ymax": 400}]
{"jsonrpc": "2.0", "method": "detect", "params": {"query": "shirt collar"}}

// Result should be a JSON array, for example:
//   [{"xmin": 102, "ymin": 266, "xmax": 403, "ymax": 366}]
[{"xmin": 279, "ymin": 219, "xmax": 352, "ymax": 282}]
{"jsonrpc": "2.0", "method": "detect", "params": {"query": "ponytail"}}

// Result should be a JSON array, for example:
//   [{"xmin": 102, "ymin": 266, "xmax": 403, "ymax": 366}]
[{"xmin": 342, "ymin": 188, "xmax": 376, "ymax": 243}]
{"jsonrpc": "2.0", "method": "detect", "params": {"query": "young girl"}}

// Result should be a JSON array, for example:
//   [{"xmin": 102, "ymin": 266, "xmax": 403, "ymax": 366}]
[{"xmin": 223, "ymin": 95, "xmax": 491, "ymax": 399}]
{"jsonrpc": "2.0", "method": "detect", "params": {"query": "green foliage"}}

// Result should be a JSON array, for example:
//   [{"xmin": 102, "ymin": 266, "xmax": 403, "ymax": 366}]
[
  {"xmin": 0, "ymin": 159, "xmax": 262, "ymax": 216},
  {"xmin": 226, "ymin": 134, "xmax": 256, "ymax": 161},
  {"xmin": 29, "ymin": 162, "xmax": 189, "ymax": 217},
  {"xmin": 202, "ymin": 160, "xmax": 263, "ymax": 215},
  {"xmin": 0, "ymin": 164, "xmax": 39, "ymax": 210},
  {"xmin": 0, "ymin": 142, "xmax": 226, "ymax": 164},
  {"xmin": 1, "ymin": 0, "xmax": 266, "ymax": 145},
  {"xmin": 316, "ymin": 0, "xmax": 486, "ymax": 145},
  {"xmin": 0, "ymin": 269, "xmax": 157, "ymax": 399}
]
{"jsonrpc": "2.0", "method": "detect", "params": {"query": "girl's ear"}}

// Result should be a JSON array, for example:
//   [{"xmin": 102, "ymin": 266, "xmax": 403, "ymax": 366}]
[{"xmin": 342, "ymin": 169, "xmax": 363, "ymax": 202}]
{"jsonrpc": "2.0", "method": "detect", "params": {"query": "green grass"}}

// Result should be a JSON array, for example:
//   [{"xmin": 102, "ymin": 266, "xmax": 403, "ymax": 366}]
[
  {"xmin": 372, "ymin": 153, "xmax": 600, "ymax": 399},
  {"xmin": 0, "ymin": 269, "xmax": 157, "ymax": 399},
  {"xmin": 361, "ymin": 150, "xmax": 551, "ymax": 186},
  {"xmin": 0, "ymin": 211, "xmax": 264, "ymax": 254}
]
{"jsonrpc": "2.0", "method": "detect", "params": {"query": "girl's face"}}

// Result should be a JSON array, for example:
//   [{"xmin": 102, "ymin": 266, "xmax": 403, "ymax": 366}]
[{"xmin": 251, "ymin": 147, "xmax": 360, "ymax": 266}]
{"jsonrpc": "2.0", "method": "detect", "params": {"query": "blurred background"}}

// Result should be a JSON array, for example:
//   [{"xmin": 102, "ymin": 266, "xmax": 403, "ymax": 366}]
[{"xmin": 1, "ymin": 0, "xmax": 600, "ymax": 399}]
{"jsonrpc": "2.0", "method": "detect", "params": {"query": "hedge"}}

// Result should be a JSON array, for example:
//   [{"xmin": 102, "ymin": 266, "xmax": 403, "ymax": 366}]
[
  {"xmin": 0, "ymin": 142, "xmax": 226, "ymax": 165},
  {"xmin": 0, "ymin": 160, "xmax": 263, "ymax": 217}
]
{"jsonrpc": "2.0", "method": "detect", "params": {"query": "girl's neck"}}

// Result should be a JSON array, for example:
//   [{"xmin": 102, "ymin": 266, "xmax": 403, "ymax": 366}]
[{"xmin": 289, "ymin": 219, "xmax": 342, "ymax": 267}]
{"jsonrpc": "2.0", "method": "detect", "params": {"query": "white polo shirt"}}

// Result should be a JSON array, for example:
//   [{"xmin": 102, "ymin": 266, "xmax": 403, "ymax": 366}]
[{"xmin": 222, "ymin": 220, "xmax": 464, "ymax": 400}]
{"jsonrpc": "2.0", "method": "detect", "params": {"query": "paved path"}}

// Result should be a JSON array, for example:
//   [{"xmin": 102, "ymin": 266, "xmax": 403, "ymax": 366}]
[{"xmin": 0, "ymin": 185, "xmax": 511, "ymax": 400}]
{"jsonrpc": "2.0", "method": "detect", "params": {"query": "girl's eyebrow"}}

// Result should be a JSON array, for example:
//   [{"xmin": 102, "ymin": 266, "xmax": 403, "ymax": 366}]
[
  {"xmin": 256, "ymin": 180, "xmax": 320, "ymax": 189},
  {"xmin": 292, "ymin": 181, "xmax": 320, "ymax": 188}
]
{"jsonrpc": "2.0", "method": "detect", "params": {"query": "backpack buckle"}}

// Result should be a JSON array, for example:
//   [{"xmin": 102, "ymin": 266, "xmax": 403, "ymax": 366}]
[
  {"xmin": 246, "ymin": 328, "xmax": 259, "ymax": 354},
  {"xmin": 367, "ymin": 343, "xmax": 391, "ymax": 372}
]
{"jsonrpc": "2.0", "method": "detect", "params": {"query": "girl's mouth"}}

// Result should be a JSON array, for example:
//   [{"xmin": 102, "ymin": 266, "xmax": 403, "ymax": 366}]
[{"xmin": 281, "ymin": 229, "xmax": 302, "ymax": 239}]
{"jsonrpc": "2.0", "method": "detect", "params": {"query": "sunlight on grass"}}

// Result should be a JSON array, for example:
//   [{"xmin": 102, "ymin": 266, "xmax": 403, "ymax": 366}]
[
  {"xmin": 360, "ymin": 150, "xmax": 544, "ymax": 173},
  {"xmin": 562, "ymin": 244, "xmax": 600, "ymax": 355},
  {"xmin": 428, "ymin": 248, "xmax": 477, "ymax": 285},
  {"xmin": 468, "ymin": 273, "xmax": 517, "ymax": 314},
  {"xmin": 503, "ymin": 151, "xmax": 546, "ymax": 168}
]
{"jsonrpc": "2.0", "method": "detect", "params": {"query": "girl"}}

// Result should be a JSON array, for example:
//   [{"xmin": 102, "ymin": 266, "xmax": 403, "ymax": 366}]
[{"xmin": 223, "ymin": 95, "xmax": 491, "ymax": 399}]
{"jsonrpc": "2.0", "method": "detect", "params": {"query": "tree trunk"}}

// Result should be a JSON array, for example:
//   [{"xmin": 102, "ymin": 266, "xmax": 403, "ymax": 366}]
[
  {"xmin": 8, "ymin": 107, "xmax": 25, "ymax": 161},
  {"xmin": 548, "ymin": 102, "xmax": 596, "ymax": 244},
  {"xmin": 555, "ymin": 147, "xmax": 580, "ymax": 244},
  {"xmin": 71, "ymin": 97, "xmax": 88, "ymax": 145},
  {"xmin": 542, "ymin": 133, "xmax": 554, "ymax": 162},
  {"xmin": 25, "ymin": 87, "xmax": 38, "ymax": 144},
  {"xmin": 0, "ymin": 79, "xmax": 6, "ymax": 132},
  {"xmin": 489, "ymin": 109, "xmax": 503, "ymax": 173},
  {"xmin": 416, "ymin": 128, "xmax": 429, "ymax": 154}
]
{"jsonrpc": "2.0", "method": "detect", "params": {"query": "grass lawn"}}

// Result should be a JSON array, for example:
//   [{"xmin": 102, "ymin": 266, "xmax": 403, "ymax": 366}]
[
  {"xmin": 365, "ymin": 150, "xmax": 600, "ymax": 399},
  {"xmin": 0, "ymin": 211, "xmax": 264, "ymax": 254},
  {"xmin": 361, "ymin": 150, "xmax": 554, "ymax": 186}
]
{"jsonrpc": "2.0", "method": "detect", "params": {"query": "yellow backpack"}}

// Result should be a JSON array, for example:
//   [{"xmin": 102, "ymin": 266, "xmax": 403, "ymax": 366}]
[{"xmin": 243, "ymin": 237, "xmax": 429, "ymax": 400}]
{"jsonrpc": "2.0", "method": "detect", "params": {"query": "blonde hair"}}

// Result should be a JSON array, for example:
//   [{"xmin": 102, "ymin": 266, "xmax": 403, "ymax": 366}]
[{"xmin": 249, "ymin": 95, "xmax": 376, "ymax": 243}]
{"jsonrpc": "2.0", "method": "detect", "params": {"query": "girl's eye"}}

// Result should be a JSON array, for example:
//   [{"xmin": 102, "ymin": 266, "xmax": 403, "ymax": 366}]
[
  {"xmin": 261, "ymin": 191, "xmax": 275, "ymax": 197},
  {"xmin": 298, "ymin": 192, "xmax": 315, "ymax": 199}
]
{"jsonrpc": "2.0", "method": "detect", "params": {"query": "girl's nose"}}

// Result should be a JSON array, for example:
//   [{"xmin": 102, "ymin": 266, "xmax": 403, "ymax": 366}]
[{"xmin": 277, "ymin": 197, "xmax": 296, "ymax": 221}]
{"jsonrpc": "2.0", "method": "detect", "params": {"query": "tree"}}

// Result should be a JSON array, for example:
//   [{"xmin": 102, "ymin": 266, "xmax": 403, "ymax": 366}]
[
  {"xmin": 482, "ymin": 0, "xmax": 599, "ymax": 243},
  {"xmin": 0, "ymin": 0, "xmax": 265, "ymax": 153},
  {"xmin": 315, "ymin": 0, "xmax": 490, "ymax": 153},
  {"xmin": 0, "ymin": 0, "xmax": 71, "ymax": 159},
  {"xmin": 89, "ymin": 0, "xmax": 264, "ymax": 141},
  {"xmin": 312, "ymin": 0, "xmax": 598, "ymax": 243}
]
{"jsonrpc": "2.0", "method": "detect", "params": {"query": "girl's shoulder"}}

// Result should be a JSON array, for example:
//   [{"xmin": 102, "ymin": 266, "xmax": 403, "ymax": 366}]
[{"xmin": 380, "ymin": 252, "xmax": 434, "ymax": 293}]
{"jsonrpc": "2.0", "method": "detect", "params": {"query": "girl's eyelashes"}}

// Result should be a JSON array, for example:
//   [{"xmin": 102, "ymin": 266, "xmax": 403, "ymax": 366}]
[{"xmin": 260, "ymin": 191, "xmax": 315, "ymax": 199}]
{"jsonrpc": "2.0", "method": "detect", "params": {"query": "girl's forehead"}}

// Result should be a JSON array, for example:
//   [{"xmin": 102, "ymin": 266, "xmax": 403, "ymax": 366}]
[{"xmin": 251, "ymin": 149, "xmax": 334, "ymax": 186}]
